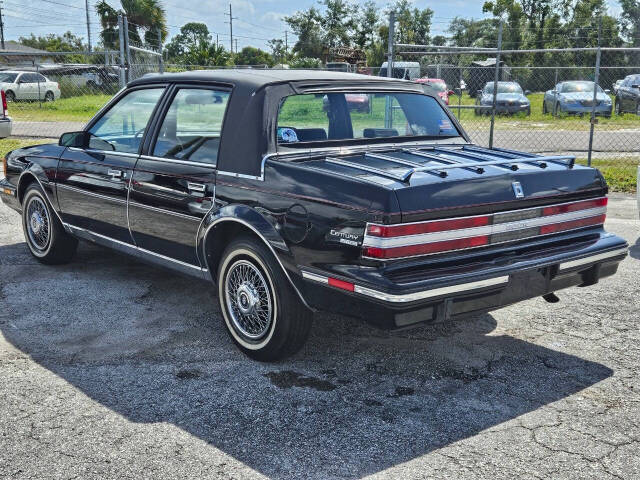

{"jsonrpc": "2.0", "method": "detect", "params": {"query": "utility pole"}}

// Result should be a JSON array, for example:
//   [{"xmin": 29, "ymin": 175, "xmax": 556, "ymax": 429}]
[
  {"xmin": 234, "ymin": 38, "xmax": 238, "ymax": 55},
  {"xmin": 0, "ymin": 2, "xmax": 5, "ymax": 50},
  {"xmin": 284, "ymin": 30, "xmax": 288, "ymax": 58},
  {"xmin": 216, "ymin": 33, "xmax": 219, "ymax": 49},
  {"xmin": 225, "ymin": 4, "xmax": 237, "ymax": 54},
  {"xmin": 85, "ymin": 0, "xmax": 92, "ymax": 51}
]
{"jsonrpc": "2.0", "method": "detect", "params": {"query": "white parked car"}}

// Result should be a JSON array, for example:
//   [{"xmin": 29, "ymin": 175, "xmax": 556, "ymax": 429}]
[
  {"xmin": 0, "ymin": 90, "xmax": 11, "ymax": 138},
  {"xmin": 0, "ymin": 71, "xmax": 61, "ymax": 102}
]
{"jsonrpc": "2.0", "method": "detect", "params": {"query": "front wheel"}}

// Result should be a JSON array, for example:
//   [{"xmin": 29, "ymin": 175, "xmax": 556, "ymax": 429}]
[
  {"xmin": 542, "ymin": 101, "xmax": 548, "ymax": 114},
  {"xmin": 22, "ymin": 184, "xmax": 78, "ymax": 264},
  {"xmin": 615, "ymin": 100, "xmax": 622, "ymax": 116},
  {"xmin": 217, "ymin": 236, "xmax": 312, "ymax": 361}
]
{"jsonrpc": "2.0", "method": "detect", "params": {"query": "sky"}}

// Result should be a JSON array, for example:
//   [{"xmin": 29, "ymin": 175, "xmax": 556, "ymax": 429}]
[{"xmin": 9, "ymin": 0, "xmax": 625, "ymax": 52}]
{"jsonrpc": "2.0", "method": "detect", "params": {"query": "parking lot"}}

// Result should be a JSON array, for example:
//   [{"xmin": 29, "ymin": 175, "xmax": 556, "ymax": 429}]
[{"xmin": 0, "ymin": 193, "xmax": 638, "ymax": 479}]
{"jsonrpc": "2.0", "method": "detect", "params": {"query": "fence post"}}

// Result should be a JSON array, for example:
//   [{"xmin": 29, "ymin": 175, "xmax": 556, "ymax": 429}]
[
  {"xmin": 36, "ymin": 63, "xmax": 42, "ymax": 108},
  {"xmin": 118, "ymin": 14, "xmax": 126, "ymax": 88},
  {"xmin": 157, "ymin": 28, "xmax": 164, "ymax": 74},
  {"xmin": 123, "ymin": 15, "xmax": 132, "ymax": 82},
  {"xmin": 587, "ymin": 18, "xmax": 602, "ymax": 167},
  {"xmin": 385, "ymin": 11, "xmax": 396, "ymax": 129},
  {"xmin": 489, "ymin": 20, "xmax": 503, "ymax": 149}
]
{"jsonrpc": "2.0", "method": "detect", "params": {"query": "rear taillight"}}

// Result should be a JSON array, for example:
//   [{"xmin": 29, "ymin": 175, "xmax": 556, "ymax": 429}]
[
  {"xmin": 1, "ymin": 155, "xmax": 7, "ymax": 179},
  {"xmin": 363, "ymin": 197, "xmax": 608, "ymax": 260},
  {"xmin": 1, "ymin": 90, "xmax": 6, "ymax": 117}
]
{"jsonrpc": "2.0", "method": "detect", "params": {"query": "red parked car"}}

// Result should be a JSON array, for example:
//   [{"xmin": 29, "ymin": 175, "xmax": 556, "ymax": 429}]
[{"xmin": 415, "ymin": 78, "xmax": 455, "ymax": 105}]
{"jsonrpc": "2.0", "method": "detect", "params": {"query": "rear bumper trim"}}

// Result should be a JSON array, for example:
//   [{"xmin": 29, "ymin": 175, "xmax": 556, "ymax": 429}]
[
  {"xmin": 302, "ymin": 270, "xmax": 509, "ymax": 303},
  {"xmin": 559, "ymin": 247, "xmax": 628, "ymax": 271}
]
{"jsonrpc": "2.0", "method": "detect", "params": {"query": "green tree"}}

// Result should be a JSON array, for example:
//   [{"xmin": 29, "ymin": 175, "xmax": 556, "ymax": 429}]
[
  {"xmin": 284, "ymin": 7, "xmax": 325, "ymax": 58},
  {"xmin": 267, "ymin": 39, "xmax": 287, "ymax": 64},
  {"xmin": 617, "ymin": 0, "xmax": 640, "ymax": 46},
  {"xmin": 95, "ymin": 0, "xmax": 167, "ymax": 49},
  {"xmin": 391, "ymin": 0, "xmax": 433, "ymax": 45},
  {"xmin": 319, "ymin": 0, "xmax": 357, "ymax": 48},
  {"xmin": 354, "ymin": 1, "xmax": 379, "ymax": 49},
  {"xmin": 234, "ymin": 46, "xmax": 274, "ymax": 66},
  {"xmin": 165, "ymin": 23, "xmax": 210, "ymax": 61}
]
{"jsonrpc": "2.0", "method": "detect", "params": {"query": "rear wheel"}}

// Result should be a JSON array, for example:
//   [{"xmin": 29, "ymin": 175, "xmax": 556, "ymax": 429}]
[
  {"xmin": 542, "ymin": 101, "xmax": 548, "ymax": 114},
  {"xmin": 5, "ymin": 90, "xmax": 15, "ymax": 102},
  {"xmin": 636, "ymin": 102, "xmax": 640, "ymax": 116},
  {"xmin": 44, "ymin": 91, "xmax": 55, "ymax": 102},
  {"xmin": 22, "ymin": 184, "xmax": 77, "ymax": 264},
  {"xmin": 217, "ymin": 236, "xmax": 312, "ymax": 361},
  {"xmin": 615, "ymin": 99, "xmax": 622, "ymax": 116}
]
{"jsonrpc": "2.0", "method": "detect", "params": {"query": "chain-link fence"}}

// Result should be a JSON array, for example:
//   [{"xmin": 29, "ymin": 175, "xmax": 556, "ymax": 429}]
[{"xmin": 2, "ymin": 31, "xmax": 640, "ymax": 171}]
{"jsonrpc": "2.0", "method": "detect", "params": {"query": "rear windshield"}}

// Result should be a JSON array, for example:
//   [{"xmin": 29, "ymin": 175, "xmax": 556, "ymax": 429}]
[{"xmin": 276, "ymin": 92, "xmax": 459, "ymax": 145}]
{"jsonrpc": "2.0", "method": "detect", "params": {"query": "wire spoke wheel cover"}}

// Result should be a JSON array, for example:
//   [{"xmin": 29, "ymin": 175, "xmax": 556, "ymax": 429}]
[
  {"xmin": 224, "ymin": 259, "xmax": 274, "ymax": 340},
  {"xmin": 26, "ymin": 196, "xmax": 51, "ymax": 251}
]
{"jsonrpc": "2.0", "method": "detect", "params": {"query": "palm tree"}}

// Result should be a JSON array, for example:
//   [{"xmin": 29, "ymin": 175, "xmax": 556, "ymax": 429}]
[{"xmin": 96, "ymin": 0, "xmax": 167, "ymax": 49}]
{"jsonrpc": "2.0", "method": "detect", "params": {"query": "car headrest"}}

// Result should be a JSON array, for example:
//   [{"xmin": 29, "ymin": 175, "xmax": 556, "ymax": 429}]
[{"xmin": 363, "ymin": 128, "xmax": 399, "ymax": 138}]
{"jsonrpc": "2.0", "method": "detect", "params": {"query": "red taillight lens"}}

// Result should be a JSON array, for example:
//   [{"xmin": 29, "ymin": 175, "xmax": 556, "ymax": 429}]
[
  {"xmin": 542, "ymin": 197, "xmax": 607, "ymax": 216},
  {"xmin": 364, "ymin": 235, "xmax": 490, "ymax": 259},
  {"xmin": 539, "ymin": 214, "xmax": 606, "ymax": 235},
  {"xmin": 367, "ymin": 215, "xmax": 490, "ymax": 238},
  {"xmin": 363, "ymin": 197, "xmax": 607, "ymax": 260},
  {"xmin": 1, "ymin": 90, "xmax": 6, "ymax": 117}
]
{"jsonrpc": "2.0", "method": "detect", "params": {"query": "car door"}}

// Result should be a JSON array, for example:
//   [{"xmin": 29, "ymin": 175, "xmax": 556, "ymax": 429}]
[
  {"xmin": 15, "ymin": 73, "xmax": 34, "ymax": 100},
  {"xmin": 128, "ymin": 85, "xmax": 230, "ymax": 267},
  {"xmin": 56, "ymin": 86, "xmax": 166, "ymax": 243}
]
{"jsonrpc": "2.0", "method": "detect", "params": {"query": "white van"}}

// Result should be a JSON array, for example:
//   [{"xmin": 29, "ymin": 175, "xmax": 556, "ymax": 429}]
[{"xmin": 379, "ymin": 61, "xmax": 420, "ymax": 80}]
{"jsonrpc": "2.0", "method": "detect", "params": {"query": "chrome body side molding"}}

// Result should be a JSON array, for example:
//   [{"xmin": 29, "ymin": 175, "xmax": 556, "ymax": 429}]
[
  {"xmin": 301, "ymin": 270, "xmax": 509, "ymax": 303},
  {"xmin": 64, "ymin": 223, "xmax": 209, "ymax": 280}
]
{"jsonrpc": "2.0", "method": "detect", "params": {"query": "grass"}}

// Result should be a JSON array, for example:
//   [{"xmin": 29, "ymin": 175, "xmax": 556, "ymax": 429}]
[
  {"xmin": 576, "ymin": 157, "xmax": 639, "ymax": 193},
  {"xmin": 1, "ymin": 136, "xmax": 635, "ymax": 193},
  {"xmin": 8, "ymin": 94, "xmax": 112, "ymax": 122}
]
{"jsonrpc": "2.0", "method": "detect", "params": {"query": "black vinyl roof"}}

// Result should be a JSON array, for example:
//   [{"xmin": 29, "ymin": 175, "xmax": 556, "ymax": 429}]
[
  {"xmin": 129, "ymin": 69, "xmax": 419, "ymax": 90},
  {"xmin": 128, "ymin": 69, "xmax": 432, "ymax": 177}
]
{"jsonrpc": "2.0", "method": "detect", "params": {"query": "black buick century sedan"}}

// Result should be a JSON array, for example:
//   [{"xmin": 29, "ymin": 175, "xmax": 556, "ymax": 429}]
[{"xmin": 0, "ymin": 70, "xmax": 628, "ymax": 360}]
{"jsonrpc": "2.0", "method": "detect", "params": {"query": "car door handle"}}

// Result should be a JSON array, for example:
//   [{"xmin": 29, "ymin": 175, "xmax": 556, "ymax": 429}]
[
  {"xmin": 107, "ymin": 169, "xmax": 123, "ymax": 178},
  {"xmin": 187, "ymin": 182, "xmax": 206, "ymax": 193}
]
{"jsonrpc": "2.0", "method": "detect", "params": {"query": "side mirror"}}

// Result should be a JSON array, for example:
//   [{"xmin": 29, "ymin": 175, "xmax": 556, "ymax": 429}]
[
  {"xmin": 448, "ymin": 90, "xmax": 455, "ymax": 96},
  {"xmin": 524, "ymin": 90, "xmax": 531, "ymax": 96},
  {"xmin": 59, "ymin": 131, "xmax": 89, "ymax": 148}
]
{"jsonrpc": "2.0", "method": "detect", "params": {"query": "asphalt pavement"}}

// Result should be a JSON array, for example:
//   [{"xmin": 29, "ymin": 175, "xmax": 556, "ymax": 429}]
[{"xmin": 0, "ymin": 195, "xmax": 638, "ymax": 479}]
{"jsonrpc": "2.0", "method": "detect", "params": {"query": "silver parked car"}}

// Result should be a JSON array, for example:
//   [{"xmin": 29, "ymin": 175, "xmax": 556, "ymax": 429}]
[
  {"xmin": 474, "ymin": 81, "xmax": 531, "ymax": 116},
  {"xmin": 543, "ymin": 81, "xmax": 612, "ymax": 117}
]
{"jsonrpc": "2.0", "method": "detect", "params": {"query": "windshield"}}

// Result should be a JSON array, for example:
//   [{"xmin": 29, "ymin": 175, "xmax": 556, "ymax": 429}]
[
  {"xmin": 0, "ymin": 73, "xmax": 18, "ymax": 83},
  {"xmin": 484, "ymin": 83, "xmax": 523, "ymax": 94},
  {"xmin": 562, "ymin": 82, "xmax": 602, "ymax": 93},
  {"xmin": 276, "ymin": 92, "xmax": 460, "ymax": 146}
]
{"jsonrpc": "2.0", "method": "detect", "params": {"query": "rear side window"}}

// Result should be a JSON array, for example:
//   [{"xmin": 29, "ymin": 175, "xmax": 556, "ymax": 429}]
[
  {"xmin": 88, "ymin": 87, "xmax": 164, "ymax": 153},
  {"xmin": 152, "ymin": 88, "xmax": 230, "ymax": 165}
]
